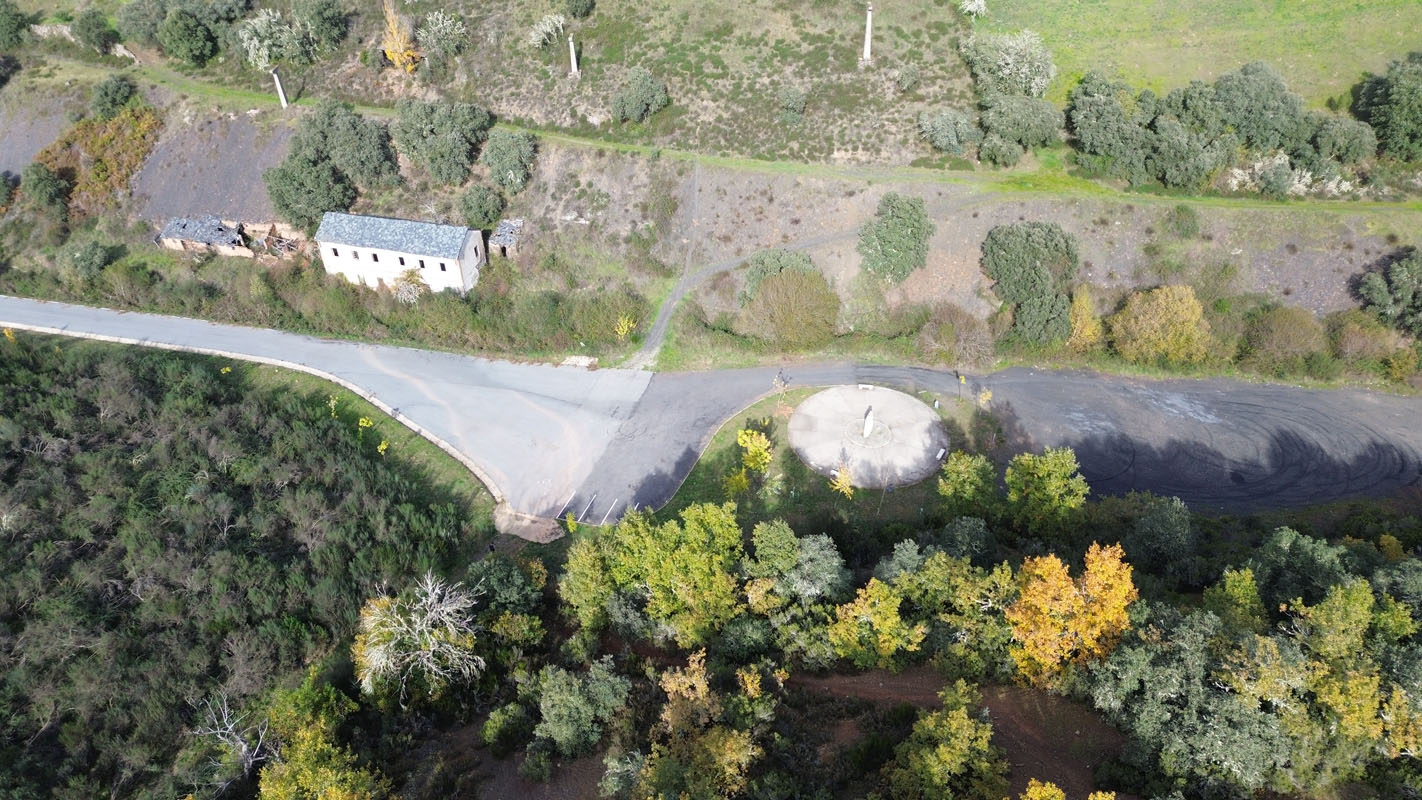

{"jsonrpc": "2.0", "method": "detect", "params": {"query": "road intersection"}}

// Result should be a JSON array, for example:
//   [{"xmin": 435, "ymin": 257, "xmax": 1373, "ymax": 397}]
[{"xmin": 3, "ymin": 295, "xmax": 1420, "ymax": 535}]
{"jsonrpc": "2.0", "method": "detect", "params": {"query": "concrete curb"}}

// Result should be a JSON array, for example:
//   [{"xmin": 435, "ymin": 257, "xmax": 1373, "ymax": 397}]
[{"xmin": 0, "ymin": 319, "xmax": 510, "ymax": 510}]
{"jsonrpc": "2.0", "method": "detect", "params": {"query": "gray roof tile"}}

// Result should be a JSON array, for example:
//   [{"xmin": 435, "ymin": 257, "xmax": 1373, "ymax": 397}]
[
  {"xmin": 159, "ymin": 215, "xmax": 243, "ymax": 247},
  {"xmin": 314, "ymin": 212, "xmax": 470, "ymax": 260}
]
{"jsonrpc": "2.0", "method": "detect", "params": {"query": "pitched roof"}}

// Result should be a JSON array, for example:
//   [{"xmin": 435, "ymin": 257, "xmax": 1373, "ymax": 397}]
[
  {"xmin": 314, "ymin": 212, "xmax": 470, "ymax": 260},
  {"xmin": 159, "ymin": 215, "xmax": 243, "ymax": 247}
]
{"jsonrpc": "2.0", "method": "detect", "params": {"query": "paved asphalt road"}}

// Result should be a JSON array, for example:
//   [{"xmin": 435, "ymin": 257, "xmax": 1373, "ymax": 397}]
[{"xmin": 4, "ymin": 296, "xmax": 1421, "ymax": 526}]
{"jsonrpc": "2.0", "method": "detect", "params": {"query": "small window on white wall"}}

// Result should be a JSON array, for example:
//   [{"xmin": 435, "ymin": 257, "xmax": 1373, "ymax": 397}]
[
  {"xmin": 399, "ymin": 257, "xmax": 405, "ymax": 266},
  {"xmin": 371, "ymin": 253, "xmax": 379, "ymax": 263},
  {"xmin": 353, "ymin": 251, "xmax": 359, "ymax": 260},
  {"xmin": 331, "ymin": 247, "xmax": 339, "ymax": 257},
  {"xmin": 419, "ymin": 259, "xmax": 425, "ymax": 268},
  {"xmin": 439, "ymin": 262, "xmax": 447, "ymax": 272}
]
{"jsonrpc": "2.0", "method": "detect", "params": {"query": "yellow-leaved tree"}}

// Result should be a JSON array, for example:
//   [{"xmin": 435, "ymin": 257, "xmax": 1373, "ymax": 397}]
[
  {"xmin": 1005, "ymin": 542, "xmax": 1138, "ymax": 687},
  {"xmin": 1108, "ymin": 285, "xmax": 1211, "ymax": 366},
  {"xmin": 1066, "ymin": 284, "xmax": 1104, "ymax": 353},
  {"xmin": 381, "ymin": 0, "xmax": 420, "ymax": 73},
  {"xmin": 827, "ymin": 577, "xmax": 927, "ymax": 670}
]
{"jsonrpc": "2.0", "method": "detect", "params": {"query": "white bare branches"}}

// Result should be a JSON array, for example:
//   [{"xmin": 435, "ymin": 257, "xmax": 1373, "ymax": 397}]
[
  {"xmin": 959, "ymin": 0, "xmax": 987, "ymax": 17},
  {"xmin": 191, "ymin": 691, "xmax": 270, "ymax": 792},
  {"xmin": 527, "ymin": 14, "xmax": 565, "ymax": 50},
  {"xmin": 354, "ymin": 572, "xmax": 484, "ymax": 706}
]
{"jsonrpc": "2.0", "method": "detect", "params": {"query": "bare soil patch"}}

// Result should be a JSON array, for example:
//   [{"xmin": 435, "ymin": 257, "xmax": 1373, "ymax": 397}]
[
  {"xmin": 0, "ymin": 80, "xmax": 82, "ymax": 176},
  {"xmin": 130, "ymin": 107, "xmax": 292, "ymax": 224}
]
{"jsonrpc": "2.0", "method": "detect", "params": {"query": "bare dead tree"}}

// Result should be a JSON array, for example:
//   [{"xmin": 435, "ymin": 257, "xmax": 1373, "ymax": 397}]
[
  {"xmin": 354, "ymin": 572, "xmax": 485, "ymax": 707},
  {"xmin": 190, "ymin": 691, "xmax": 271, "ymax": 793}
]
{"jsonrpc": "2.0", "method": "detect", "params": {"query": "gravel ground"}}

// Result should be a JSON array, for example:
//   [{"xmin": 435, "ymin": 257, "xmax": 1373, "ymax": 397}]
[
  {"xmin": 0, "ymin": 86, "xmax": 75, "ymax": 176},
  {"xmin": 130, "ymin": 111, "xmax": 292, "ymax": 223}
]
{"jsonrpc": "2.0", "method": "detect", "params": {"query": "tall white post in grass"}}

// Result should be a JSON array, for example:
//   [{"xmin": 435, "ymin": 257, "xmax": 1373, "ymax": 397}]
[
  {"xmin": 568, "ymin": 34, "xmax": 579, "ymax": 78},
  {"xmin": 270, "ymin": 68, "xmax": 289, "ymax": 109},
  {"xmin": 860, "ymin": 2, "xmax": 873, "ymax": 67}
]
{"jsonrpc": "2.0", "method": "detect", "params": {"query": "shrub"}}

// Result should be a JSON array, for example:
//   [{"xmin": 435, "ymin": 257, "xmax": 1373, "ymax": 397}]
[
  {"xmin": 1004, "ymin": 447, "xmax": 1088, "ymax": 538},
  {"xmin": 1163, "ymin": 204, "xmax": 1200, "ymax": 239},
  {"xmin": 564, "ymin": 0, "xmax": 594, "ymax": 18},
  {"xmin": 35, "ymin": 103, "xmax": 162, "ymax": 217},
  {"xmin": 483, "ymin": 703, "xmax": 532, "ymax": 758},
  {"xmin": 740, "ymin": 248, "xmax": 814, "ymax": 305},
  {"xmin": 460, "ymin": 184, "xmax": 505, "ymax": 229},
  {"xmin": 237, "ymin": 8, "xmax": 313, "ymax": 69},
  {"xmin": 391, "ymin": 100, "xmax": 493, "ymax": 185},
  {"xmin": 896, "ymin": 64, "xmax": 921, "ymax": 93},
  {"xmin": 1012, "ymin": 293, "xmax": 1070, "ymax": 346},
  {"xmin": 741, "ymin": 268, "xmax": 840, "ymax": 349},
  {"xmin": 981, "ymin": 94, "xmax": 1063, "ymax": 148},
  {"xmin": 526, "ymin": 13, "xmax": 564, "ymax": 49},
  {"xmin": 73, "ymin": 7, "xmax": 119, "ymax": 53},
  {"xmin": 157, "ymin": 8, "xmax": 217, "ymax": 66},
  {"xmin": 1242, "ymin": 306, "xmax": 1326, "ymax": 374},
  {"xmin": 67, "ymin": 240, "xmax": 114, "ymax": 281},
  {"xmin": 611, "ymin": 66, "xmax": 668, "ymax": 123},
  {"xmin": 91, "ymin": 74, "xmax": 137, "ymax": 120},
  {"xmin": 1066, "ymin": 285, "xmax": 1103, "ymax": 352},
  {"xmin": 917, "ymin": 303, "xmax": 992, "ymax": 366},
  {"xmin": 1148, "ymin": 118, "xmax": 1228, "ymax": 189},
  {"xmin": 480, "ymin": 130, "xmax": 537, "ymax": 194},
  {"xmin": 116, "ymin": 0, "xmax": 165, "ymax": 46},
  {"xmin": 0, "ymin": 0, "xmax": 27, "ymax": 50},
  {"xmin": 857, "ymin": 192, "xmax": 935, "ymax": 284},
  {"xmin": 1354, "ymin": 53, "xmax": 1422, "ymax": 161},
  {"xmin": 1257, "ymin": 160, "xmax": 1294, "ymax": 199},
  {"xmin": 296, "ymin": 0, "xmax": 345, "ymax": 50},
  {"xmin": 777, "ymin": 85, "xmax": 808, "ymax": 123},
  {"xmin": 1326, "ymin": 309, "xmax": 1398, "ymax": 362},
  {"xmin": 1212, "ymin": 62, "xmax": 1307, "ymax": 153},
  {"xmin": 1358, "ymin": 250, "xmax": 1422, "ymax": 336},
  {"xmin": 1307, "ymin": 115, "xmax": 1377, "ymax": 166},
  {"xmin": 980, "ymin": 221, "xmax": 1079, "ymax": 306},
  {"xmin": 937, "ymin": 451, "xmax": 997, "ymax": 518},
  {"xmin": 416, "ymin": 10, "xmax": 467, "ymax": 61},
  {"xmin": 918, "ymin": 109, "xmax": 980, "ymax": 155},
  {"xmin": 960, "ymin": 30, "xmax": 1056, "ymax": 98},
  {"xmin": 978, "ymin": 134, "xmax": 1023, "ymax": 167},
  {"xmin": 1066, "ymin": 71, "xmax": 1154, "ymax": 184},
  {"xmin": 20, "ymin": 162, "xmax": 69, "ymax": 212},
  {"xmin": 263, "ymin": 151, "xmax": 356, "ymax": 232},
  {"xmin": 1108, "ymin": 285, "xmax": 1211, "ymax": 366}
]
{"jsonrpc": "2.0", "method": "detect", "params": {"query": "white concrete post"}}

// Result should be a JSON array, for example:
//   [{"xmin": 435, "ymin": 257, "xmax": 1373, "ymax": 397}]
[
  {"xmin": 568, "ymin": 34, "xmax": 579, "ymax": 78},
  {"xmin": 863, "ymin": 406, "xmax": 874, "ymax": 438},
  {"xmin": 270, "ymin": 68, "xmax": 289, "ymax": 109},
  {"xmin": 860, "ymin": 2, "xmax": 873, "ymax": 66}
]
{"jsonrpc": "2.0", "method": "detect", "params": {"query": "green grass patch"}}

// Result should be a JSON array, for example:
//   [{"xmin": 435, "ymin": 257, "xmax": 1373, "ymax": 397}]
[{"xmin": 979, "ymin": 0, "xmax": 1422, "ymax": 106}]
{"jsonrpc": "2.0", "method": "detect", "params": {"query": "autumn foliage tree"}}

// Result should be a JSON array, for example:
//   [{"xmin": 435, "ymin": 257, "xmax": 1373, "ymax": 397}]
[
  {"xmin": 883, "ymin": 680, "xmax": 1008, "ymax": 800},
  {"xmin": 1005, "ymin": 542, "xmax": 1138, "ymax": 686},
  {"xmin": 828, "ymin": 577, "xmax": 927, "ymax": 670},
  {"xmin": 1108, "ymin": 285, "xmax": 1212, "ymax": 366}
]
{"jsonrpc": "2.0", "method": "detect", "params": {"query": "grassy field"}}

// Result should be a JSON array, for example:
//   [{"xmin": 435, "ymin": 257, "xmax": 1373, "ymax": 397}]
[{"xmin": 979, "ymin": 0, "xmax": 1422, "ymax": 106}]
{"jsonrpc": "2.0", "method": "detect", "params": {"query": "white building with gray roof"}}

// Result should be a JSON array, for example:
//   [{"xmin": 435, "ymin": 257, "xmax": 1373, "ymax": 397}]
[{"xmin": 313, "ymin": 212, "xmax": 485, "ymax": 295}]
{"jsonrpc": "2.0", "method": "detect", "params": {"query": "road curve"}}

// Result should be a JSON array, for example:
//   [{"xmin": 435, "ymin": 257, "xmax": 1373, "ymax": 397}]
[{"xmin": 3, "ymin": 296, "xmax": 1420, "ymax": 529}]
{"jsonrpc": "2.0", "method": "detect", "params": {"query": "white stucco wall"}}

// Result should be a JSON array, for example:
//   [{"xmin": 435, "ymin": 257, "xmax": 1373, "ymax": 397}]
[{"xmin": 316, "ymin": 231, "xmax": 484, "ymax": 294}]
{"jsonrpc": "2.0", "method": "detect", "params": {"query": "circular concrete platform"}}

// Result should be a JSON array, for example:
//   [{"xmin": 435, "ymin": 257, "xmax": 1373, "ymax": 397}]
[{"xmin": 788, "ymin": 385, "xmax": 948, "ymax": 489}]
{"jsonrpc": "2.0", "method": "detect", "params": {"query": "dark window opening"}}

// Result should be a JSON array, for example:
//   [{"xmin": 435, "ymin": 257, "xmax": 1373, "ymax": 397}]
[
  {"xmin": 419, "ymin": 259, "xmax": 426, "ymax": 269},
  {"xmin": 440, "ymin": 262, "xmax": 447, "ymax": 272},
  {"xmin": 353, "ymin": 251, "xmax": 359, "ymax": 260},
  {"xmin": 331, "ymin": 247, "xmax": 339, "ymax": 257},
  {"xmin": 371, "ymin": 253, "xmax": 379, "ymax": 263},
  {"xmin": 399, "ymin": 257, "xmax": 405, "ymax": 266}
]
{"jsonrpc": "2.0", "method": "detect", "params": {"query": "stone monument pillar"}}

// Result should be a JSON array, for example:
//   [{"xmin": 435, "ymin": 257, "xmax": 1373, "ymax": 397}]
[
  {"xmin": 569, "ymin": 35, "xmax": 579, "ymax": 78},
  {"xmin": 863, "ymin": 406, "xmax": 874, "ymax": 438},
  {"xmin": 860, "ymin": 2, "xmax": 873, "ymax": 67},
  {"xmin": 271, "ymin": 68, "xmax": 289, "ymax": 109}
]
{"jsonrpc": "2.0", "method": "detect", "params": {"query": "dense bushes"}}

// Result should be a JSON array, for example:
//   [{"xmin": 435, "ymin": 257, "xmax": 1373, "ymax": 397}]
[
  {"xmin": 158, "ymin": 7, "xmax": 218, "ymax": 65},
  {"xmin": 918, "ymin": 109, "xmax": 979, "ymax": 155},
  {"xmin": 0, "ymin": 335, "xmax": 477, "ymax": 798},
  {"xmin": 981, "ymin": 94, "xmax": 1063, "ymax": 149},
  {"xmin": 857, "ymin": 193, "xmax": 935, "ymax": 283},
  {"xmin": 1359, "ymin": 249, "xmax": 1422, "ymax": 336},
  {"xmin": 90, "ymin": 73, "xmax": 137, "ymax": 120},
  {"xmin": 265, "ymin": 101, "xmax": 397, "ymax": 231},
  {"xmin": 390, "ymin": 100, "xmax": 494, "ymax": 185},
  {"xmin": 1068, "ymin": 64, "xmax": 1373, "ymax": 192},
  {"xmin": 0, "ymin": 0, "xmax": 27, "ymax": 50},
  {"xmin": 960, "ymin": 30, "xmax": 1056, "ymax": 98},
  {"xmin": 1356, "ymin": 53, "xmax": 1422, "ymax": 161},
  {"xmin": 459, "ymin": 183, "xmax": 505, "ymax": 229},
  {"xmin": 1108, "ymin": 285, "xmax": 1211, "ymax": 366},
  {"xmin": 981, "ymin": 222, "xmax": 1078, "ymax": 345},
  {"xmin": 33, "ymin": 102, "xmax": 162, "ymax": 218},
  {"xmin": 739, "ymin": 248, "xmax": 815, "ymax": 304},
  {"xmin": 611, "ymin": 66, "xmax": 668, "ymax": 123},
  {"xmin": 479, "ymin": 130, "xmax": 537, "ymax": 194},
  {"xmin": 741, "ymin": 267, "xmax": 840, "ymax": 349},
  {"xmin": 73, "ymin": 7, "xmax": 119, "ymax": 53}
]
